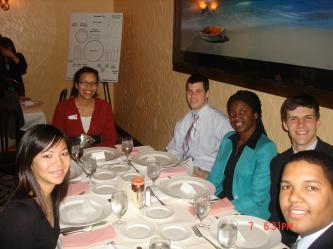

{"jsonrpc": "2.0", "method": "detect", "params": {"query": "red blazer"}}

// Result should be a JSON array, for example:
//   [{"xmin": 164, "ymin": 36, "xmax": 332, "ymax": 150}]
[{"xmin": 52, "ymin": 97, "xmax": 116, "ymax": 147}]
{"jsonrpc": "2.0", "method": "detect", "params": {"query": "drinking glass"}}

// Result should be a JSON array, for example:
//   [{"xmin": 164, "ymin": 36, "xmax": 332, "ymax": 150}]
[
  {"xmin": 121, "ymin": 137, "xmax": 133, "ymax": 162},
  {"xmin": 110, "ymin": 190, "xmax": 128, "ymax": 226},
  {"xmin": 81, "ymin": 157, "xmax": 97, "ymax": 185},
  {"xmin": 149, "ymin": 237, "xmax": 171, "ymax": 249},
  {"xmin": 217, "ymin": 219, "xmax": 238, "ymax": 249},
  {"xmin": 71, "ymin": 144, "xmax": 83, "ymax": 166},
  {"xmin": 147, "ymin": 161, "xmax": 161, "ymax": 186},
  {"xmin": 193, "ymin": 192, "xmax": 210, "ymax": 227}
]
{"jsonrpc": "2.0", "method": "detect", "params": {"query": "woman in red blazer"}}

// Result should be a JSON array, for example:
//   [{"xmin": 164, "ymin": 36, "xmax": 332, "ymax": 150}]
[{"xmin": 52, "ymin": 66, "xmax": 116, "ymax": 147}]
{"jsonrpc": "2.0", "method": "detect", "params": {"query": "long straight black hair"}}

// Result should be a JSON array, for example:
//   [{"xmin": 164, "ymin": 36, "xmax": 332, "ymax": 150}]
[{"xmin": 13, "ymin": 124, "xmax": 71, "ymax": 215}]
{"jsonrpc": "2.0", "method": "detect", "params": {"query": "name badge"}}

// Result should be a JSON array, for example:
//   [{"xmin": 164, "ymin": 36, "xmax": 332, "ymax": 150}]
[{"xmin": 68, "ymin": 114, "xmax": 78, "ymax": 120}]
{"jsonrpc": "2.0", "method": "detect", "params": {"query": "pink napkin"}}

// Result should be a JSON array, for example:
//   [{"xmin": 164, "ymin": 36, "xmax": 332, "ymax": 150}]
[
  {"xmin": 67, "ymin": 182, "xmax": 89, "ymax": 196},
  {"xmin": 115, "ymin": 144, "xmax": 140, "ymax": 155},
  {"xmin": 187, "ymin": 198, "xmax": 234, "ymax": 216},
  {"xmin": 59, "ymin": 225, "xmax": 115, "ymax": 247},
  {"xmin": 160, "ymin": 166, "xmax": 187, "ymax": 178}
]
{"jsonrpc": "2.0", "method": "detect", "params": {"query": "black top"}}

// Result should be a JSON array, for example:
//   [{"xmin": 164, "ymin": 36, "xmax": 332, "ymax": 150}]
[
  {"xmin": 0, "ymin": 197, "xmax": 60, "ymax": 249},
  {"xmin": 268, "ymin": 138, "xmax": 333, "ymax": 246},
  {"xmin": 218, "ymin": 127, "xmax": 262, "ymax": 200}
]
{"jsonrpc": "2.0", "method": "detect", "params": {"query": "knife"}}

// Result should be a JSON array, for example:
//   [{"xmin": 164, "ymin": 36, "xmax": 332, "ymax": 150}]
[
  {"xmin": 60, "ymin": 220, "xmax": 108, "ymax": 234},
  {"xmin": 128, "ymin": 159, "xmax": 140, "ymax": 173}
]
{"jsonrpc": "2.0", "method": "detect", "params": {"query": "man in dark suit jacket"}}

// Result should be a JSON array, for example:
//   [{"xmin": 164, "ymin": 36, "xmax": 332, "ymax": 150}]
[
  {"xmin": 268, "ymin": 94, "xmax": 333, "ymax": 246},
  {"xmin": 279, "ymin": 151, "xmax": 333, "ymax": 249}
]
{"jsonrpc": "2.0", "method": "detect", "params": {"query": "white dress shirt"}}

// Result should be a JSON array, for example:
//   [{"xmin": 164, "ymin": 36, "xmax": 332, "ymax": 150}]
[
  {"xmin": 166, "ymin": 104, "xmax": 233, "ymax": 172},
  {"xmin": 297, "ymin": 222, "xmax": 333, "ymax": 249}
]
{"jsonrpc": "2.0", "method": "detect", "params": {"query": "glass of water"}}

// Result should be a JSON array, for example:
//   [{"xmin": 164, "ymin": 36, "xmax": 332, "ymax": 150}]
[
  {"xmin": 121, "ymin": 137, "xmax": 133, "ymax": 162},
  {"xmin": 110, "ymin": 190, "xmax": 128, "ymax": 226},
  {"xmin": 71, "ymin": 144, "xmax": 83, "ymax": 166},
  {"xmin": 149, "ymin": 237, "xmax": 171, "ymax": 249},
  {"xmin": 147, "ymin": 161, "xmax": 161, "ymax": 186},
  {"xmin": 217, "ymin": 219, "xmax": 238, "ymax": 249},
  {"xmin": 193, "ymin": 192, "xmax": 210, "ymax": 227},
  {"xmin": 81, "ymin": 157, "xmax": 97, "ymax": 185}
]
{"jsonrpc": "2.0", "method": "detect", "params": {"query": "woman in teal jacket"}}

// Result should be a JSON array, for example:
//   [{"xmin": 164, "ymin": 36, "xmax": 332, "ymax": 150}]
[{"xmin": 208, "ymin": 91, "xmax": 277, "ymax": 219}]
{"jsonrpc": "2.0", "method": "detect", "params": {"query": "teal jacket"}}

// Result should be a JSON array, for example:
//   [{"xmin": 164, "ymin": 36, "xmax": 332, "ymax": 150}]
[{"xmin": 208, "ymin": 131, "xmax": 277, "ymax": 219}]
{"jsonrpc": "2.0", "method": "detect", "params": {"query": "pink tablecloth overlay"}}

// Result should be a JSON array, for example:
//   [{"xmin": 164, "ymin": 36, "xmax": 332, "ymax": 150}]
[
  {"xmin": 59, "ymin": 225, "xmax": 115, "ymax": 247},
  {"xmin": 188, "ymin": 198, "xmax": 234, "ymax": 216},
  {"xmin": 67, "ymin": 182, "xmax": 89, "ymax": 196},
  {"xmin": 159, "ymin": 166, "xmax": 187, "ymax": 178}
]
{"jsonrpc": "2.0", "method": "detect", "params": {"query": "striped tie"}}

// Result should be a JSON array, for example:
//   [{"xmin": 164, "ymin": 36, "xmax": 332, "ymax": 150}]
[{"xmin": 182, "ymin": 114, "xmax": 199, "ymax": 158}]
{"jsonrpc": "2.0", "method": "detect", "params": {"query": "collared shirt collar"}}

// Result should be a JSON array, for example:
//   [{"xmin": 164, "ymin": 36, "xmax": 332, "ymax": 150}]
[
  {"xmin": 191, "ymin": 103, "xmax": 209, "ymax": 116},
  {"xmin": 292, "ymin": 137, "xmax": 318, "ymax": 154},
  {"xmin": 229, "ymin": 126, "xmax": 262, "ymax": 149},
  {"xmin": 297, "ymin": 222, "xmax": 333, "ymax": 249}
]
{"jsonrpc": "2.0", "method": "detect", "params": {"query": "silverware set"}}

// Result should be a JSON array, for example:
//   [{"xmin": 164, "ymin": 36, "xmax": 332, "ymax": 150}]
[
  {"xmin": 60, "ymin": 220, "xmax": 108, "ymax": 236},
  {"xmin": 192, "ymin": 225, "xmax": 222, "ymax": 249}
]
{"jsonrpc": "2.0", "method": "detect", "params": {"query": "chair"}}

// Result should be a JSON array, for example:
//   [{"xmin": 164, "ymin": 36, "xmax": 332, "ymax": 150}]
[
  {"xmin": 59, "ymin": 88, "xmax": 67, "ymax": 102},
  {"xmin": 0, "ymin": 108, "xmax": 20, "ymax": 175}
]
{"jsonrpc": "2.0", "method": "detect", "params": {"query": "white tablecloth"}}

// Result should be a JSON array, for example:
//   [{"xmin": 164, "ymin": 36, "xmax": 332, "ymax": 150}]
[{"xmin": 21, "ymin": 105, "xmax": 46, "ymax": 131}]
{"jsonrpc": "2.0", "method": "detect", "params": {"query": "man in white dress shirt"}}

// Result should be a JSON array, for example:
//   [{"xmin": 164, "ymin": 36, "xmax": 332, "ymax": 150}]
[
  {"xmin": 166, "ymin": 74, "xmax": 233, "ymax": 177},
  {"xmin": 279, "ymin": 150, "xmax": 333, "ymax": 249}
]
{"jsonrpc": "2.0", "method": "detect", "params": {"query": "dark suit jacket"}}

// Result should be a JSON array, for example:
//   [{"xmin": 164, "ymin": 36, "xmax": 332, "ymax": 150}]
[
  {"xmin": 308, "ymin": 224, "xmax": 333, "ymax": 249},
  {"xmin": 268, "ymin": 138, "xmax": 333, "ymax": 246}
]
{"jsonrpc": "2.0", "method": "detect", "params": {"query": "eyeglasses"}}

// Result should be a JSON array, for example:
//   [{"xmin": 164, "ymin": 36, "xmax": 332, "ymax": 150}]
[{"xmin": 78, "ymin": 81, "xmax": 98, "ymax": 87}]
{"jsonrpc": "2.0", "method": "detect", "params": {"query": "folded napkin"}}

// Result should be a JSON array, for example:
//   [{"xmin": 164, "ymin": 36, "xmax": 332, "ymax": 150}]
[
  {"xmin": 160, "ymin": 166, "xmax": 187, "ymax": 178},
  {"xmin": 59, "ymin": 225, "xmax": 115, "ymax": 247},
  {"xmin": 67, "ymin": 182, "xmax": 89, "ymax": 196},
  {"xmin": 115, "ymin": 144, "xmax": 140, "ymax": 155},
  {"xmin": 209, "ymin": 198, "xmax": 234, "ymax": 216}
]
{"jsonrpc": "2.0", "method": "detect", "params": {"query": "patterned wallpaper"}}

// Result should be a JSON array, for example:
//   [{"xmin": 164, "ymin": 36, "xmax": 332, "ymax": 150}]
[{"xmin": 1, "ymin": 0, "xmax": 332, "ymax": 152}]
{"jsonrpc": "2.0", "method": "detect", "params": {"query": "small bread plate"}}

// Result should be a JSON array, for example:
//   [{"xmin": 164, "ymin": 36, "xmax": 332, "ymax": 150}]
[
  {"xmin": 131, "ymin": 151, "xmax": 178, "ymax": 167},
  {"xmin": 159, "ymin": 223, "xmax": 191, "ymax": 241},
  {"xmin": 92, "ymin": 170, "xmax": 117, "ymax": 181},
  {"xmin": 210, "ymin": 215, "xmax": 281, "ymax": 249},
  {"xmin": 101, "ymin": 163, "xmax": 130, "ymax": 173},
  {"xmin": 143, "ymin": 206, "xmax": 174, "ymax": 219},
  {"xmin": 120, "ymin": 222, "xmax": 155, "ymax": 239},
  {"xmin": 59, "ymin": 195, "xmax": 111, "ymax": 227},
  {"xmin": 91, "ymin": 183, "xmax": 117, "ymax": 195}
]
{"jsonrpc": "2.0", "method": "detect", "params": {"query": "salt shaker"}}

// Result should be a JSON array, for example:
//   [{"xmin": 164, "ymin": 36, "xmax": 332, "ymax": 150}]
[{"xmin": 131, "ymin": 176, "xmax": 145, "ymax": 209}]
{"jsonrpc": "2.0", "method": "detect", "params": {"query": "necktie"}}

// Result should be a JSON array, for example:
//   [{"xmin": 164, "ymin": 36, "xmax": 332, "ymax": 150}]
[{"xmin": 182, "ymin": 114, "xmax": 199, "ymax": 158}]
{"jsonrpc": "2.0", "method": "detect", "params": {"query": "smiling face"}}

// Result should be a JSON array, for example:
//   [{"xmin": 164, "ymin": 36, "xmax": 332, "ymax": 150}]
[
  {"xmin": 228, "ymin": 100, "xmax": 257, "ymax": 139},
  {"xmin": 75, "ymin": 72, "xmax": 98, "ymax": 100},
  {"xmin": 31, "ymin": 139, "xmax": 70, "ymax": 194},
  {"xmin": 282, "ymin": 106, "xmax": 320, "ymax": 152},
  {"xmin": 186, "ymin": 82, "xmax": 209, "ymax": 111},
  {"xmin": 279, "ymin": 160, "xmax": 333, "ymax": 236}
]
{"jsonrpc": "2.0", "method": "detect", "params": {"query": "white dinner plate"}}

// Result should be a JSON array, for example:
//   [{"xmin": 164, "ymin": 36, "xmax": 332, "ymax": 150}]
[
  {"xmin": 120, "ymin": 222, "xmax": 155, "ymax": 239},
  {"xmin": 91, "ymin": 183, "xmax": 117, "ymax": 195},
  {"xmin": 210, "ymin": 215, "xmax": 282, "ymax": 249},
  {"xmin": 84, "ymin": 147, "xmax": 122, "ymax": 161},
  {"xmin": 159, "ymin": 224, "xmax": 191, "ymax": 241},
  {"xmin": 158, "ymin": 175, "xmax": 216, "ymax": 199},
  {"xmin": 101, "ymin": 163, "xmax": 130, "ymax": 173},
  {"xmin": 121, "ymin": 172, "xmax": 142, "ymax": 182},
  {"xmin": 59, "ymin": 195, "xmax": 111, "ymax": 226},
  {"xmin": 92, "ymin": 170, "xmax": 117, "ymax": 181},
  {"xmin": 144, "ymin": 206, "xmax": 174, "ymax": 219},
  {"xmin": 69, "ymin": 163, "xmax": 83, "ymax": 180},
  {"xmin": 131, "ymin": 151, "xmax": 178, "ymax": 167}
]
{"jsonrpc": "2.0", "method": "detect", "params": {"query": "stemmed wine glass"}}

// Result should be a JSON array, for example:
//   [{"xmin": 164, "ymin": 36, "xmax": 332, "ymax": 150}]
[
  {"xmin": 193, "ymin": 192, "xmax": 210, "ymax": 227},
  {"xmin": 71, "ymin": 144, "xmax": 84, "ymax": 166},
  {"xmin": 121, "ymin": 137, "xmax": 133, "ymax": 162},
  {"xmin": 217, "ymin": 219, "xmax": 238, "ymax": 249},
  {"xmin": 147, "ymin": 161, "xmax": 161, "ymax": 187},
  {"xmin": 81, "ymin": 157, "xmax": 97, "ymax": 185},
  {"xmin": 149, "ymin": 237, "xmax": 171, "ymax": 249},
  {"xmin": 110, "ymin": 190, "xmax": 128, "ymax": 226}
]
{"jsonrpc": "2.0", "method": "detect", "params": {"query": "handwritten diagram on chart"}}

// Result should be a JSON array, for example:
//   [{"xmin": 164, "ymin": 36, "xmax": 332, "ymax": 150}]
[{"xmin": 66, "ymin": 13, "xmax": 123, "ymax": 82}]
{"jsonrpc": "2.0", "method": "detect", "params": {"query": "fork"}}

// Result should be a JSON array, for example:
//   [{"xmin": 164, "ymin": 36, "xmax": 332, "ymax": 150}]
[
  {"xmin": 127, "ymin": 159, "xmax": 141, "ymax": 173},
  {"xmin": 192, "ymin": 225, "xmax": 221, "ymax": 249},
  {"xmin": 148, "ymin": 186, "xmax": 166, "ymax": 206}
]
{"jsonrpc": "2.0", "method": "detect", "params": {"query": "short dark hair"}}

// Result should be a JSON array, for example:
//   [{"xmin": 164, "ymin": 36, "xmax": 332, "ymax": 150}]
[
  {"xmin": 227, "ymin": 90, "xmax": 267, "ymax": 135},
  {"xmin": 14, "ymin": 124, "xmax": 71, "ymax": 214},
  {"xmin": 0, "ymin": 36, "xmax": 16, "ymax": 53},
  {"xmin": 186, "ymin": 74, "xmax": 209, "ymax": 92},
  {"xmin": 285, "ymin": 150, "xmax": 333, "ymax": 189},
  {"xmin": 71, "ymin": 66, "xmax": 99, "ymax": 97},
  {"xmin": 280, "ymin": 94, "xmax": 320, "ymax": 122}
]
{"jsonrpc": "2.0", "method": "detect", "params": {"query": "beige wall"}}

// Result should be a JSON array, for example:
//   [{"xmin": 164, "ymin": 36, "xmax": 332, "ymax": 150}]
[{"xmin": 1, "ymin": 0, "xmax": 332, "ymax": 152}]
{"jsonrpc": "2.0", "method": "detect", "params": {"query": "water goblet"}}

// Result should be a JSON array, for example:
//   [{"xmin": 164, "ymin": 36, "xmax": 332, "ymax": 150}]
[
  {"xmin": 217, "ymin": 219, "xmax": 238, "ymax": 249},
  {"xmin": 147, "ymin": 161, "xmax": 161, "ymax": 187},
  {"xmin": 193, "ymin": 192, "xmax": 210, "ymax": 227},
  {"xmin": 110, "ymin": 190, "xmax": 128, "ymax": 226},
  {"xmin": 71, "ymin": 144, "xmax": 83, "ymax": 166},
  {"xmin": 81, "ymin": 157, "xmax": 97, "ymax": 185},
  {"xmin": 121, "ymin": 137, "xmax": 133, "ymax": 162},
  {"xmin": 149, "ymin": 237, "xmax": 171, "ymax": 249}
]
